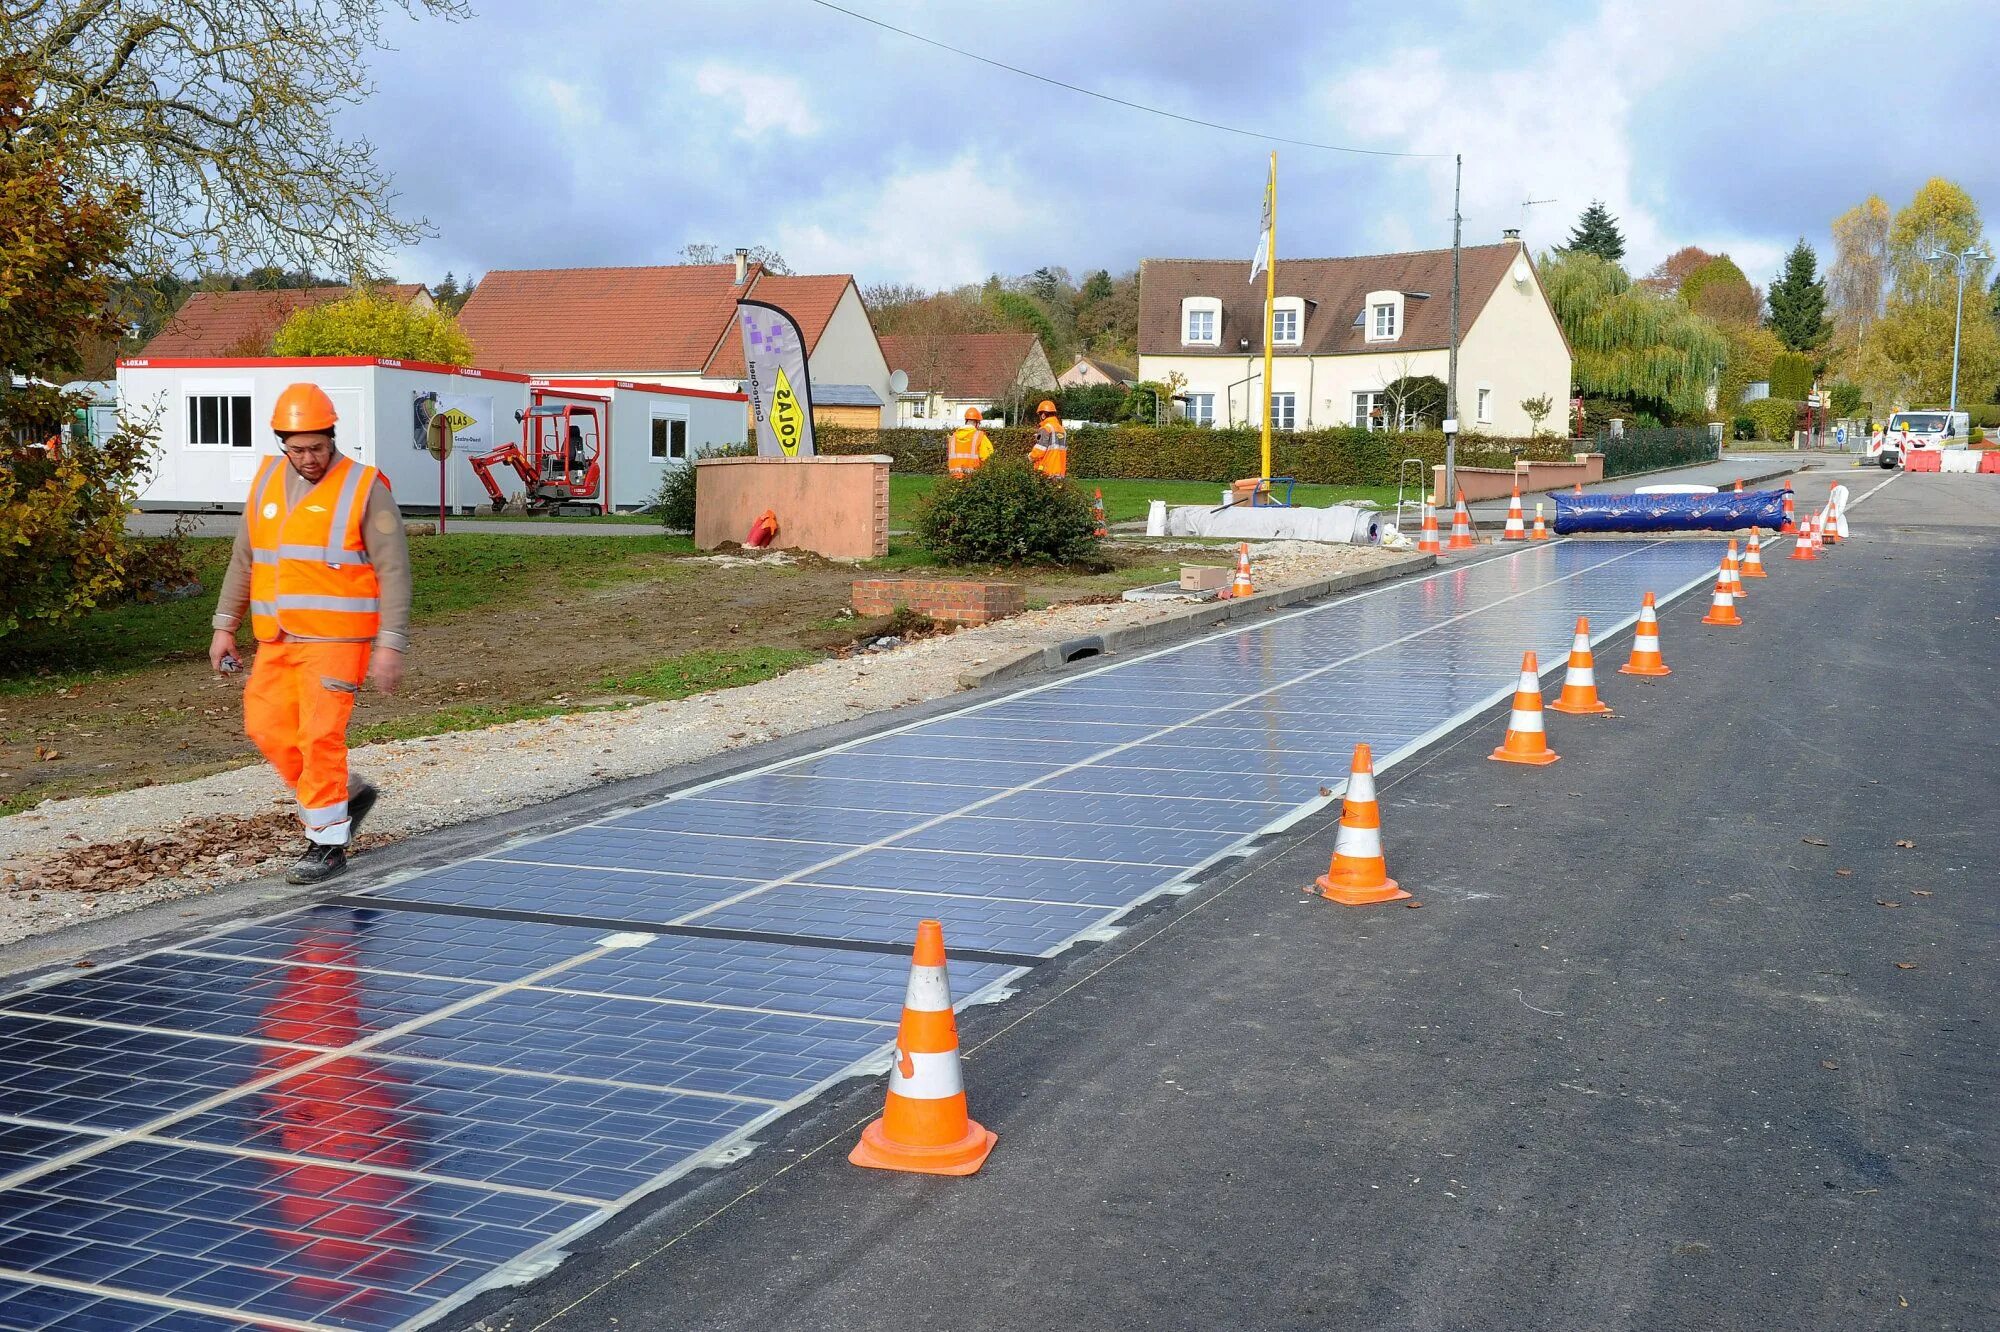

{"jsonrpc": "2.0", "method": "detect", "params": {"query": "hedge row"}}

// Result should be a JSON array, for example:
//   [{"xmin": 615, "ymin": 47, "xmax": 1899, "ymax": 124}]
[
  {"xmin": 1595, "ymin": 425, "xmax": 1721, "ymax": 477},
  {"xmin": 817, "ymin": 424, "xmax": 1574, "ymax": 487}
]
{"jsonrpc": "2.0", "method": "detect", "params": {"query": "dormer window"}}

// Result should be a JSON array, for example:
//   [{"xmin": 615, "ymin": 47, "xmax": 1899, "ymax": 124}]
[
  {"xmin": 1181, "ymin": 295, "xmax": 1222, "ymax": 347},
  {"xmin": 1271, "ymin": 296, "xmax": 1305, "ymax": 346},
  {"xmin": 1363, "ymin": 289, "xmax": 1404, "ymax": 342}
]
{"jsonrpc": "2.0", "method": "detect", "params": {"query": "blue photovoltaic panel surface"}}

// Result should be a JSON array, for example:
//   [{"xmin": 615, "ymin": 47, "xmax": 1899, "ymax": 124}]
[{"xmin": 0, "ymin": 540, "xmax": 1729, "ymax": 1330}]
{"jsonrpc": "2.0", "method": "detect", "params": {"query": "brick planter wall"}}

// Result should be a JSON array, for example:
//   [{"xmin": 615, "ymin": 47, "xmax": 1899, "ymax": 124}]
[{"xmin": 852, "ymin": 578, "xmax": 1025, "ymax": 625}]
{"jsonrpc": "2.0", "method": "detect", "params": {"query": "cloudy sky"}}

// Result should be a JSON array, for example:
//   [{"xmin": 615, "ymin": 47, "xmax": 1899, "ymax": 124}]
[{"xmin": 351, "ymin": 0, "xmax": 1996, "ymax": 293}]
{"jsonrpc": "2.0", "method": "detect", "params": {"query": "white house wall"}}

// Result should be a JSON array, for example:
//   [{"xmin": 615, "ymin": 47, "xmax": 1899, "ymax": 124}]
[
  {"xmin": 802, "ymin": 286, "xmax": 894, "ymax": 426},
  {"xmin": 1139, "ymin": 349, "xmax": 1451, "ymax": 430},
  {"xmin": 1456, "ymin": 266, "xmax": 1573, "ymax": 436}
]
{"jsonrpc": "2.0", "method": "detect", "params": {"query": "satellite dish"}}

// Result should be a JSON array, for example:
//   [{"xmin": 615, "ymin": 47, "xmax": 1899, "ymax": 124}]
[
  {"xmin": 1512, "ymin": 258, "xmax": 1531, "ymax": 285},
  {"xmin": 887, "ymin": 368, "xmax": 909, "ymax": 394}
]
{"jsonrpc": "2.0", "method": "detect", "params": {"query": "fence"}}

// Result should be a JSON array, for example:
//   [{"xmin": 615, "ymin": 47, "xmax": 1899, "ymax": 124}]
[
  {"xmin": 818, "ymin": 423, "xmax": 1575, "ymax": 488},
  {"xmin": 1595, "ymin": 426, "xmax": 1718, "ymax": 479}
]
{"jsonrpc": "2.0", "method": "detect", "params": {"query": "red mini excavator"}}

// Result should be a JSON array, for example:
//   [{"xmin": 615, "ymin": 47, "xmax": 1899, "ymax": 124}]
[{"xmin": 469, "ymin": 401, "xmax": 606, "ymax": 514}]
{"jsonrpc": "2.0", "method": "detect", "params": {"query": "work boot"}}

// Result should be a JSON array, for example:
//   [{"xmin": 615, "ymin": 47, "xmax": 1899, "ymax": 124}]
[
  {"xmin": 347, "ymin": 778, "xmax": 379, "ymax": 838},
  {"xmin": 287, "ymin": 842, "xmax": 348, "ymax": 885}
]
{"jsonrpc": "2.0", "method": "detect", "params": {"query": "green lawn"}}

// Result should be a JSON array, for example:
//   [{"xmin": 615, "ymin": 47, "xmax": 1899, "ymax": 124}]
[
  {"xmin": 445, "ymin": 510, "xmax": 662, "ymax": 526},
  {"xmin": 887, "ymin": 475, "xmax": 1402, "ymax": 526},
  {"xmin": 1, "ymin": 532, "xmax": 696, "ymax": 694}
]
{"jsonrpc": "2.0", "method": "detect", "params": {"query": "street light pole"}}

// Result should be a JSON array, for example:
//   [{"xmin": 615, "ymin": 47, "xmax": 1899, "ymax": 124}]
[{"xmin": 1927, "ymin": 245, "xmax": 1993, "ymax": 414}]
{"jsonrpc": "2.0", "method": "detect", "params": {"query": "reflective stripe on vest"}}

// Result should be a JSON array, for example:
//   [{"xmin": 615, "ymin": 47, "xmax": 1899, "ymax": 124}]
[
  {"xmin": 246, "ymin": 455, "xmax": 383, "ymax": 642},
  {"xmin": 1032, "ymin": 429, "xmax": 1068, "ymax": 476},
  {"xmin": 948, "ymin": 428, "xmax": 987, "ymax": 472}
]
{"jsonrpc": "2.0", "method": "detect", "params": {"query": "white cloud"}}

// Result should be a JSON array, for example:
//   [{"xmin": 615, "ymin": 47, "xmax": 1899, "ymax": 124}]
[
  {"xmin": 775, "ymin": 154, "xmax": 1049, "ymax": 287},
  {"xmin": 1322, "ymin": 0, "xmax": 1783, "ymax": 273},
  {"xmin": 693, "ymin": 61, "xmax": 819, "ymax": 139}
]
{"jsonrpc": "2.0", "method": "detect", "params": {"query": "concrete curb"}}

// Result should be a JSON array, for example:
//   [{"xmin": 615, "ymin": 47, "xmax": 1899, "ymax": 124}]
[{"xmin": 953, "ymin": 551, "xmax": 1438, "ymax": 690}]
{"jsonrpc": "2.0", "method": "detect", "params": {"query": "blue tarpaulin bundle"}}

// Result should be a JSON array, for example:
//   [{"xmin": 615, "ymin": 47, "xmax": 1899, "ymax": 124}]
[{"xmin": 1553, "ymin": 490, "xmax": 1787, "ymax": 534}]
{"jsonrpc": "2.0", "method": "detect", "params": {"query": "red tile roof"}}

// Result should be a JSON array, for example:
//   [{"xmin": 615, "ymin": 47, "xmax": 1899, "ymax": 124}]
[
  {"xmin": 142, "ymin": 285, "xmax": 428, "ymax": 358},
  {"xmin": 457, "ymin": 264, "xmax": 857, "ymax": 377},
  {"xmin": 1137, "ymin": 243, "xmax": 1526, "ymax": 357},
  {"xmin": 876, "ymin": 331, "xmax": 1045, "ymax": 400}
]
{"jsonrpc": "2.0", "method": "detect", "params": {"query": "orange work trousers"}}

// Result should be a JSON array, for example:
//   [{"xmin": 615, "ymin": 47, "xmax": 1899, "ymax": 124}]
[{"xmin": 244, "ymin": 640, "xmax": 370, "ymax": 845}]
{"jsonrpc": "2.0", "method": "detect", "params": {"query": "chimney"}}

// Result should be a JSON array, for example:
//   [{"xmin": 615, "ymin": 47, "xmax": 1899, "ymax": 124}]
[
  {"xmin": 1502, "ymin": 228, "xmax": 1521, "ymax": 242},
  {"xmin": 733, "ymin": 247, "xmax": 750, "ymax": 285}
]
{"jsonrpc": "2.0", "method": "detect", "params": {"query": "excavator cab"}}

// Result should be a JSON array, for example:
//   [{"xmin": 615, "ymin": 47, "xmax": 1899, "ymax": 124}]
[{"xmin": 469, "ymin": 400, "xmax": 607, "ymax": 514}]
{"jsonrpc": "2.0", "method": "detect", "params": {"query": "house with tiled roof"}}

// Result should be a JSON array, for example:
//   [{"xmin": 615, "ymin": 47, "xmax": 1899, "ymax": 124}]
[
  {"xmin": 875, "ymin": 330, "xmax": 1057, "ymax": 426},
  {"xmin": 142, "ymin": 284, "xmax": 433, "ymax": 358},
  {"xmin": 1137, "ymin": 237, "xmax": 1571, "ymax": 435},
  {"xmin": 1057, "ymin": 355, "xmax": 1136, "ymax": 388},
  {"xmin": 457, "ymin": 254, "xmax": 895, "ymax": 426}
]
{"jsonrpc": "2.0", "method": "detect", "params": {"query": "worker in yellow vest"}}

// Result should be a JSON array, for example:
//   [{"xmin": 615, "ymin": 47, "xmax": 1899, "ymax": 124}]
[
  {"xmin": 947, "ymin": 407, "xmax": 993, "ymax": 478},
  {"xmin": 1028, "ymin": 399, "xmax": 1068, "ymax": 478},
  {"xmin": 208, "ymin": 383, "xmax": 412, "ymax": 884}
]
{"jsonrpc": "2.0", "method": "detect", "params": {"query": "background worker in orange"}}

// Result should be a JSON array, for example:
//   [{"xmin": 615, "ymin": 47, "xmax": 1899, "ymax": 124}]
[
  {"xmin": 947, "ymin": 407, "xmax": 993, "ymax": 477},
  {"xmin": 207, "ymin": 383, "xmax": 411, "ymax": 885},
  {"xmin": 1027, "ymin": 399, "xmax": 1067, "ymax": 478}
]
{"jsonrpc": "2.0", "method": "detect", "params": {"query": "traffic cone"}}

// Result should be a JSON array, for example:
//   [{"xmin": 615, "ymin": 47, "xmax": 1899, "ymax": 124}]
[
  {"xmin": 1724, "ymin": 539, "xmax": 1748, "ymax": 599},
  {"xmin": 1501, "ymin": 485, "xmax": 1527, "ymax": 540},
  {"xmin": 1810, "ymin": 512, "xmax": 1827, "ymax": 555},
  {"xmin": 850, "ymin": 920, "xmax": 996, "ymax": 1176},
  {"xmin": 1531, "ymin": 503, "xmax": 1550, "ymax": 541},
  {"xmin": 1620, "ymin": 591, "xmax": 1672, "ymax": 676},
  {"xmin": 1311, "ymin": 743, "xmax": 1410, "ymax": 906},
  {"xmin": 1091, "ymin": 488, "xmax": 1108, "ymax": 538},
  {"xmin": 1491, "ymin": 651, "xmax": 1560, "ymax": 765},
  {"xmin": 1790, "ymin": 514, "xmax": 1817, "ymax": 561},
  {"xmin": 1446, "ymin": 489, "xmax": 1477, "ymax": 550},
  {"xmin": 1780, "ymin": 482, "xmax": 1797, "ymax": 534},
  {"xmin": 1701, "ymin": 558, "xmax": 1743, "ymax": 627},
  {"xmin": 1573, "ymin": 481, "xmax": 1583, "ymax": 497},
  {"xmin": 1229, "ymin": 542, "xmax": 1254, "ymax": 598},
  {"xmin": 1820, "ymin": 503, "xmax": 1841, "ymax": 545},
  {"xmin": 1416, "ymin": 499, "xmax": 1442, "ymax": 554},
  {"xmin": 1733, "ymin": 478, "xmax": 1744, "ymax": 493},
  {"xmin": 1741, "ymin": 528, "xmax": 1767, "ymax": 577},
  {"xmin": 1549, "ymin": 617, "xmax": 1612, "ymax": 715}
]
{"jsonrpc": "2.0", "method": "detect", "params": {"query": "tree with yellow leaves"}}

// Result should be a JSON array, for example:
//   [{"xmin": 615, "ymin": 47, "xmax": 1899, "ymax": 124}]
[
  {"xmin": 1849, "ymin": 179, "xmax": 1998, "ymax": 408},
  {"xmin": 273, "ymin": 289, "xmax": 475, "ymax": 364}
]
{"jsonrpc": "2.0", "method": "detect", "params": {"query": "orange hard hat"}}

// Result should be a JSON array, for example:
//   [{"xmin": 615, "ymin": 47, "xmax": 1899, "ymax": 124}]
[
  {"xmin": 963, "ymin": 407, "xmax": 982, "ymax": 422},
  {"xmin": 271, "ymin": 382, "xmax": 338, "ymax": 432},
  {"xmin": 1036, "ymin": 399, "xmax": 1058, "ymax": 416}
]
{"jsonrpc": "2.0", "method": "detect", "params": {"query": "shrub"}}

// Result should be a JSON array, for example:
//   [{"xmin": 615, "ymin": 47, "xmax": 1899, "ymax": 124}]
[
  {"xmin": 915, "ymin": 461, "xmax": 1099, "ymax": 564},
  {"xmin": 1971, "ymin": 426, "xmax": 1986, "ymax": 446},
  {"xmin": 1596, "ymin": 426, "xmax": 1718, "ymax": 477},
  {"xmin": 1829, "ymin": 380, "xmax": 1865, "ymax": 419},
  {"xmin": 650, "ymin": 442, "xmax": 752, "ymax": 532},
  {"xmin": 1053, "ymin": 383, "xmax": 1129, "ymax": 423},
  {"xmin": 1732, "ymin": 415, "xmax": 1756, "ymax": 440},
  {"xmin": 1745, "ymin": 397, "xmax": 1802, "ymax": 442},
  {"xmin": 1768, "ymin": 350, "xmax": 1814, "ymax": 400},
  {"xmin": 1967, "ymin": 404, "xmax": 2000, "ymax": 429},
  {"xmin": 273, "ymin": 289, "xmax": 475, "ymax": 364}
]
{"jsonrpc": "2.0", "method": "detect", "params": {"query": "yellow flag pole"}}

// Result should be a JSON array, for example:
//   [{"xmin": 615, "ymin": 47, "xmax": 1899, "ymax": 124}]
[{"xmin": 1261, "ymin": 151, "xmax": 1277, "ymax": 481}]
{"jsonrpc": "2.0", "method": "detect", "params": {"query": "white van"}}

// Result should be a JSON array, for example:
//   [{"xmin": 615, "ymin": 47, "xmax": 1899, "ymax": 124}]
[{"xmin": 1869, "ymin": 411, "xmax": 1970, "ymax": 468}]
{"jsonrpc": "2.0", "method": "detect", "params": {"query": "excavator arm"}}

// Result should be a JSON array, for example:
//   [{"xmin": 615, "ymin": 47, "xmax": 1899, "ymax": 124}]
[{"xmin": 467, "ymin": 444, "xmax": 537, "ymax": 512}]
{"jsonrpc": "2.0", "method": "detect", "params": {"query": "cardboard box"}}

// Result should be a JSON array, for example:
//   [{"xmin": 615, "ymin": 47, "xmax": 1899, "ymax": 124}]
[{"xmin": 1180, "ymin": 564, "xmax": 1230, "ymax": 591}]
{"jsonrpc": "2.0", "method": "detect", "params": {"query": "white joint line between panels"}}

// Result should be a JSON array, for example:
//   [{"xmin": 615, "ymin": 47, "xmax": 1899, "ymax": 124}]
[
  {"xmin": 0, "ymin": 937, "xmax": 674, "ymax": 1196},
  {"xmin": 0, "ymin": 1264, "xmax": 341, "ymax": 1332},
  {"xmin": 523, "ymin": 983, "xmax": 895, "ymax": 1029},
  {"xmin": 666, "ymin": 542, "xmax": 1675, "ymax": 931},
  {"xmin": 772, "ymin": 878, "xmax": 1121, "ymax": 913}
]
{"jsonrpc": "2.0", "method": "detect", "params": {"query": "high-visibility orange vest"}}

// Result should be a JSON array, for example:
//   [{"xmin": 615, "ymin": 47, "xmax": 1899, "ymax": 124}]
[
  {"xmin": 1029, "ymin": 426, "xmax": 1068, "ymax": 478},
  {"xmin": 246, "ymin": 454, "xmax": 383, "ymax": 642},
  {"xmin": 947, "ymin": 426, "xmax": 991, "ymax": 476}
]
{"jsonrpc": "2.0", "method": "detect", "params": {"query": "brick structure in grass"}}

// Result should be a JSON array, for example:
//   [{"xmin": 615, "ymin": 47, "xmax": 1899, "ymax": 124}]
[{"xmin": 851, "ymin": 578, "xmax": 1025, "ymax": 626}]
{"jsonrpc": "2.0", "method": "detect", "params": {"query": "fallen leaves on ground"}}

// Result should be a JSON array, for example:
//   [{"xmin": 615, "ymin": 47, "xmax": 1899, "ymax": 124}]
[
  {"xmin": 1820, "ymin": 1059, "xmax": 1840, "ymax": 1070},
  {"xmin": 1911, "ymin": 889, "xmax": 1933, "ymax": 897},
  {"xmin": 1894, "ymin": 962, "xmax": 1917, "ymax": 970},
  {"xmin": 1, "ymin": 813, "xmax": 396, "ymax": 896},
  {"xmin": 1802, "ymin": 836, "xmax": 1828, "ymax": 846},
  {"xmin": 1893, "ymin": 839, "xmax": 1916, "ymax": 849},
  {"xmin": 1874, "ymin": 899, "xmax": 1902, "ymax": 909},
  {"xmin": 1836, "ymin": 868, "xmax": 1853, "ymax": 877}
]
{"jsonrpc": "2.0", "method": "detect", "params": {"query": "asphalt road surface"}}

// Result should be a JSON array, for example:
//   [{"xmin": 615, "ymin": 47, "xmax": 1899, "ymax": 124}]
[{"xmin": 472, "ymin": 473, "xmax": 1997, "ymax": 1332}]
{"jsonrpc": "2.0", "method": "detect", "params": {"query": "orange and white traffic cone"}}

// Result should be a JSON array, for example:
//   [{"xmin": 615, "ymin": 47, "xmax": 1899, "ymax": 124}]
[
  {"xmin": 1502, "ymin": 484, "xmax": 1527, "ymax": 540},
  {"xmin": 1620, "ymin": 591, "xmax": 1672, "ymax": 677},
  {"xmin": 850, "ymin": 920, "xmax": 997, "ymax": 1176},
  {"xmin": 1810, "ymin": 512, "xmax": 1827, "ymax": 555},
  {"xmin": 1311, "ymin": 743, "xmax": 1410, "ymax": 906},
  {"xmin": 1820, "ymin": 504, "xmax": 1841, "ymax": 545},
  {"xmin": 1790, "ymin": 514, "xmax": 1818, "ymax": 561},
  {"xmin": 1741, "ymin": 528, "xmax": 1767, "ymax": 577},
  {"xmin": 1091, "ymin": 488, "xmax": 1108, "ymax": 538},
  {"xmin": 1733, "ymin": 477, "xmax": 1744, "ymax": 493},
  {"xmin": 1229, "ymin": 542, "xmax": 1254, "ymax": 598},
  {"xmin": 1530, "ymin": 502, "xmax": 1550, "ymax": 541},
  {"xmin": 1491, "ymin": 651, "xmax": 1560, "ymax": 765},
  {"xmin": 1446, "ymin": 490, "xmax": 1477, "ymax": 550},
  {"xmin": 1701, "ymin": 556, "xmax": 1743, "ymax": 627},
  {"xmin": 1724, "ymin": 539, "xmax": 1748, "ymax": 599},
  {"xmin": 1573, "ymin": 481, "xmax": 1583, "ymax": 497},
  {"xmin": 1780, "ymin": 482, "xmax": 1797, "ymax": 534},
  {"xmin": 1417, "ymin": 499, "xmax": 1442, "ymax": 554},
  {"xmin": 1549, "ymin": 616, "xmax": 1612, "ymax": 715}
]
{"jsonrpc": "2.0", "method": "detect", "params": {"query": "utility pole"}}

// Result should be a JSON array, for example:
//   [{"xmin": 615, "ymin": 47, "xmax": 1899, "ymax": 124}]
[{"xmin": 1444, "ymin": 154, "xmax": 1462, "ymax": 505}]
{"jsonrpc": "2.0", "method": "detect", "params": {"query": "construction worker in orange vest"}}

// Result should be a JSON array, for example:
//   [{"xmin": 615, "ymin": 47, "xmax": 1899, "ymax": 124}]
[
  {"xmin": 1028, "ymin": 399, "xmax": 1068, "ymax": 478},
  {"xmin": 208, "ymin": 383, "xmax": 412, "ymax": 884},
  {"xmin": 947, "ymin": 407, "xmax": 993, "ymax": 477}
]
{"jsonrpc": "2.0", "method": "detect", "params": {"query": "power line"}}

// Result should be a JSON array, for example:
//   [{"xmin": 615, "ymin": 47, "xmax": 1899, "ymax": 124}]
[{"xmin": 804, "ymin": 0, "xmax": 1449, "ymax": 160}]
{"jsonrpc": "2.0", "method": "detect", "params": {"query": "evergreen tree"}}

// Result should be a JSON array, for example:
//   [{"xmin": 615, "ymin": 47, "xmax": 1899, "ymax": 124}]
[
  {"xmin": 1766, "ymin": 239, "xmax": 1831, "ymax": 352},
  {"xmin": 434, "ymin": 271, "xmax": 460, "ymax": 309},
  {"xmin": 1564, "ymin": 201, "xmax": 1626, "ymax": 263}
]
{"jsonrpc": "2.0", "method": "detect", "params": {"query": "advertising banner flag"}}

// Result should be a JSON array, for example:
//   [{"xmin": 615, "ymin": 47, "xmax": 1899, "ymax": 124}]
[{"xmin": 736, "ymin": 300, "xmax": 816, "ymax": 458}]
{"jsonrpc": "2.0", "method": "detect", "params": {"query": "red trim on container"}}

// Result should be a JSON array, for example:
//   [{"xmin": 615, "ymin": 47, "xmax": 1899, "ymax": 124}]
[
  {"xmin": 116, "ymin": 356, "xmax": 533, "ymax": 382},
  {"xmin": 534, "ymin": 377, "xmax": 748, "ymax": 402}
]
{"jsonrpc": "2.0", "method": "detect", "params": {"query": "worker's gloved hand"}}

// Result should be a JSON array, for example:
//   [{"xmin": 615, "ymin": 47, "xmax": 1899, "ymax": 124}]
[
  {"xmin": 371, "ymin": 646, "xmax": 404, "ymax": 695},
  {"xmin": 208, "ymin": 629, "xmax": 240, "ymax": 674}
]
